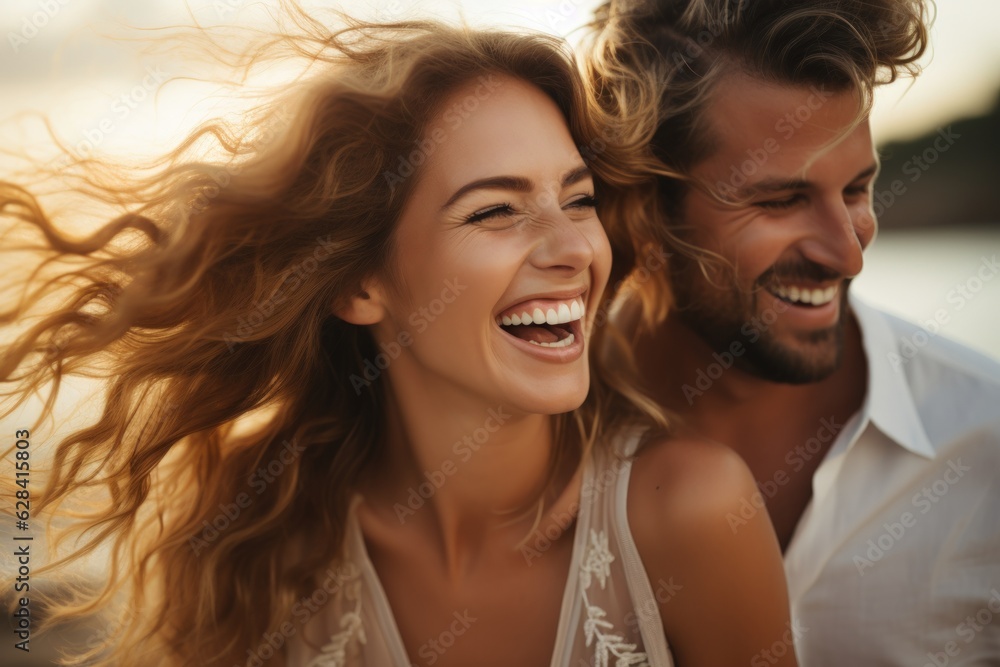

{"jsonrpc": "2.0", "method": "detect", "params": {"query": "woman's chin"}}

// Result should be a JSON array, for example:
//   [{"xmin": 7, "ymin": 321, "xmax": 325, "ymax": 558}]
[{"xmin": 507, "ymin": 383, "xmax": 590, "ymax": 417}]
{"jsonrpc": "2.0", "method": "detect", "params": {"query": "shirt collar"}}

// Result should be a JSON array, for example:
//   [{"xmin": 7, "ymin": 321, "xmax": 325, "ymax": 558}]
[{"xmin": 849, "ymin": 291, "xmax": 937, "ymax": 459}]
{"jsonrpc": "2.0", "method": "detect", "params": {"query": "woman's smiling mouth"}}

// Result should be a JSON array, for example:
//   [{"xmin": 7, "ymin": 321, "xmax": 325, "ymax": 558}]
[{"xmin": 496, "ymin": 296, "xmax": 586, "ymax": 349}]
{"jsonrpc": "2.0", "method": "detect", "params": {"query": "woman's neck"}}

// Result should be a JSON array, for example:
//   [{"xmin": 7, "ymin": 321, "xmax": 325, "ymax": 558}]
[{"xmin": 360, "ymin": 374, "xmax": 579, "ymax": 578}]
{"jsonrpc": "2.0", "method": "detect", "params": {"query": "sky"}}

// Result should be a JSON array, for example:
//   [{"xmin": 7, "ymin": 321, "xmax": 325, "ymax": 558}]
[{"xmin": 1, "ymin": 0, "xmax": 1000, "ymax": 159}]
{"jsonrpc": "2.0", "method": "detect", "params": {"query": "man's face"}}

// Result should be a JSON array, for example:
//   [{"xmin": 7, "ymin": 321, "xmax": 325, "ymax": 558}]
[{"xmin": 670, "ymin": 73, "xmax": 878, "ymax": 383}]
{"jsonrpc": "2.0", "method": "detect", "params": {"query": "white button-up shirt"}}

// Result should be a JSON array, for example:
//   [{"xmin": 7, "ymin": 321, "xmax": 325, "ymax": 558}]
[{"xmin": 785, "ymin": 293, "xmax": 1000, "ymax": 666}]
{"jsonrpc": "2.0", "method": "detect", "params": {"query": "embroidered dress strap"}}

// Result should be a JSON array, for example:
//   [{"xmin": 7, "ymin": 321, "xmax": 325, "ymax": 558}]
[
  {"xmin": 286, "ymin": 497, "xmax": 408, "ymax": 667},
  {"xmin": 547, "ymin": 433, "xmax": 597, "ymax": 667},
  {"xmin": 554, "ymin": 429, "xmax": 672, "ymax": 667},
  {"xmin": 611, "ymin": 429, "xmax": 675, "ymax": 665},
  {"xmin": 346, "ymin": 499, "xmax": 412, "ymax": 666}
]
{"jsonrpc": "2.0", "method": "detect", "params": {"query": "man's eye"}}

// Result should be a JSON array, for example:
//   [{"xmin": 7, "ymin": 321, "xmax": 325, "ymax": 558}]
[
  {"xmin": 845, "ymin": 184, "xmax": 871, "ymax": 197},
  {"xmin": 757, "ymin": 194, "xmax": 805, "ymax": 210},
  {"xmin": 754, "ymin": 194, "xmax": 806, "ymax": 210},
  {"xmin": 465, "ymin": 203, "xmax": 515, "ymax": 224}
]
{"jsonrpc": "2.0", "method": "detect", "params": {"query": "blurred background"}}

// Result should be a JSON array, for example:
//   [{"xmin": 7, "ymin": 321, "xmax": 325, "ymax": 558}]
[
  {"xmin": 1, "ymin": 0, "xmax": 998, "ymax": 664},
  {"xmin": 2, "ymin": 0, "xmax": 997, "ymax": 359}
]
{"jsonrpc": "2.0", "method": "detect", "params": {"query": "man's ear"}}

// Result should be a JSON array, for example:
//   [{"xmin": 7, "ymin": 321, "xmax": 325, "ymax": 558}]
[{"xmin": 334, "ymin": 278, "xmax": 388, "ymax": 325}]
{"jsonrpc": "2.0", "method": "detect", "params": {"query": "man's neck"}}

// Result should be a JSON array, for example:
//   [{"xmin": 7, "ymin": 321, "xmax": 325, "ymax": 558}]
[
  {"xmin": 637, "ymin": 311, "xmax": 867, "ymax": 446},
  {"xmin": 634, "ymin": 309, "xmax": 869, "ymax": 552}
]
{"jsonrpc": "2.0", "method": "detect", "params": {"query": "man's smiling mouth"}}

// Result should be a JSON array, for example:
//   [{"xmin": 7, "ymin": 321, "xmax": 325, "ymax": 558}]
[
  {"xmin": 496, "ymin": 297, "xmax": 585, "ymax": 348},
  {"xmin": 767, "ymin": 284, "xmax": 838, "ymax": 307}
]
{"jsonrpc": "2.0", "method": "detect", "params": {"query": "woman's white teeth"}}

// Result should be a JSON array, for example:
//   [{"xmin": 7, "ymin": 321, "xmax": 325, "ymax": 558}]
[
  {"xmin": 529, "ymin": 333, "xmax": 575, "ymax": 348},
  {"xmin": 772, "ymin": 285, "xmax": 837, "ymax": 306},
  {"xmin": 499, "ymin": 299, "xmax": 586, "ymax": 326}
]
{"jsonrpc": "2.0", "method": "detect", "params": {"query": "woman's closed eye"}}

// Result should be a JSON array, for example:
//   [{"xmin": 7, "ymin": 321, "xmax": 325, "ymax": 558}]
[
  {"xmin": 464, "ymin": 191, "xmax": 597, "ymax": 225},
  {"xmin": 565, "ymin": 194, "xmax": 598, "ymax": 210},
  {"xmin": 465, "ymin": 202, "xmax": 516, "ymax": 224}
]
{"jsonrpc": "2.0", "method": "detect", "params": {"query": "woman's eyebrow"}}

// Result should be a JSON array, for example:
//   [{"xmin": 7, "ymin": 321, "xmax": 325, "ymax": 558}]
[
  {"xmin": 442, "ymin": 176, "xmax": 533, "ymax": 210},
  {"xmin": 562, "ymin": 165, "xmax": 593, "ymax": 188},
  {"xmin": 442, "ymin": 165, "xmax": 593, "ymax": 210}
]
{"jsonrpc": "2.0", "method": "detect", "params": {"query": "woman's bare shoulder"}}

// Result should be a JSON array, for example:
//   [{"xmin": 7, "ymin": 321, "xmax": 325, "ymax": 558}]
[
  {"xmin": 625, "ymin": 436, "xmax": 797, "ymax": 666},
  {"xmin": 626, "ymin": 435, "xmax": 758, "ymax": 552}
]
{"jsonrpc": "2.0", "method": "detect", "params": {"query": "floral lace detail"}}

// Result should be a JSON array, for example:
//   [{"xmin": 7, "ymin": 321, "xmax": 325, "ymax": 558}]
[
  {"xmin": 580, "ymin": 529, "xmax": 615, "ymax": 589},
  {"xmin": 580, "ymin": 529, "xmax": 649, "ymax": 667},
  {"xmin": 306, "ymin": 577, "xmax": 365, "ymax": 667}
]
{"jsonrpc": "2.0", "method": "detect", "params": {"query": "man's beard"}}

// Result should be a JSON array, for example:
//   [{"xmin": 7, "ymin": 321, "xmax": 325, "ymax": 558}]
[{"xmin": 669, "ymin": 254, "xmax": 850, "ymax": 384}]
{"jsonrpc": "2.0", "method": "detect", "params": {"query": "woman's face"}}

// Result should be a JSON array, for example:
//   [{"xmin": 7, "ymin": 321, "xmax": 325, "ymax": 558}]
[{"xmin": 370, "ymin": 74, "xmax": 611, "ymax": 416}]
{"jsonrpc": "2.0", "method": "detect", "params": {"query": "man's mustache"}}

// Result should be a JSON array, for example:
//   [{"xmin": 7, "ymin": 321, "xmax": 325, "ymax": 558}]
[{"xmin": 757, "ymin": 261, "xmax": 843, "ymax": 288}]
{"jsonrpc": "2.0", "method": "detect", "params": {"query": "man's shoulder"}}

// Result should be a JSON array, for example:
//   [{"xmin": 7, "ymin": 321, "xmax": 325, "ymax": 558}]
[
  {"xmin": 869, "ymin": 302, "xmax": 1000, "ymax": 387},
  {"xmin": 856, "ymin": 299, "xmax": 1000, "ymax": 444}
]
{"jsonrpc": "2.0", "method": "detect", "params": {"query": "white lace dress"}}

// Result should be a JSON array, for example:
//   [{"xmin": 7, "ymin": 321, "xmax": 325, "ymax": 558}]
[{"xmin": 286, "ymin": 429, "xmax": 676, "ymax": 666}]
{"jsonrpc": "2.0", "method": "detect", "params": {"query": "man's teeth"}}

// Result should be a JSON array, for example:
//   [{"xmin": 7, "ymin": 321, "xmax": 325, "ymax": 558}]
[
  {"xmin": 528, "ymin": 333, "xmax": 576, "ymax": 348},
  {"xmin": 771, "ymin": 285, "xmax": 837, "ymax": 306},
  {"xmin": 499, "ymin": 299, "xmax": 585, "ymax": 326}
]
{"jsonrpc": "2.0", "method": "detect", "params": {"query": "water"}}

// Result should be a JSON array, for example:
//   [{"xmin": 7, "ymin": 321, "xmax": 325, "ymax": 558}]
[{"xmin": 852, "ymin": 225, "xmax": 1000, "ymax": 362}]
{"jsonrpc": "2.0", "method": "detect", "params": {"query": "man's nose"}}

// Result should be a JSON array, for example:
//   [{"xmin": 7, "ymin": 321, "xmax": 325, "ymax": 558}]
[{"xmin": 798, "ymin": 198, "xmax": 868, "ymax": 279}]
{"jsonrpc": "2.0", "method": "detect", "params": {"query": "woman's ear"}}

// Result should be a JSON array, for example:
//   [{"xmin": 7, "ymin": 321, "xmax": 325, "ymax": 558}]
[{"xmin": 334, "ymin": 278, "xmax": 388, "ymax": 325}]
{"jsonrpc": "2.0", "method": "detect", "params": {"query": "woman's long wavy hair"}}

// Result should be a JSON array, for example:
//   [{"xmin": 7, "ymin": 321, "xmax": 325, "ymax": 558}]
[{"xmin": 0, "ymin": 5, "xmax": 666, "ymax": 666}]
